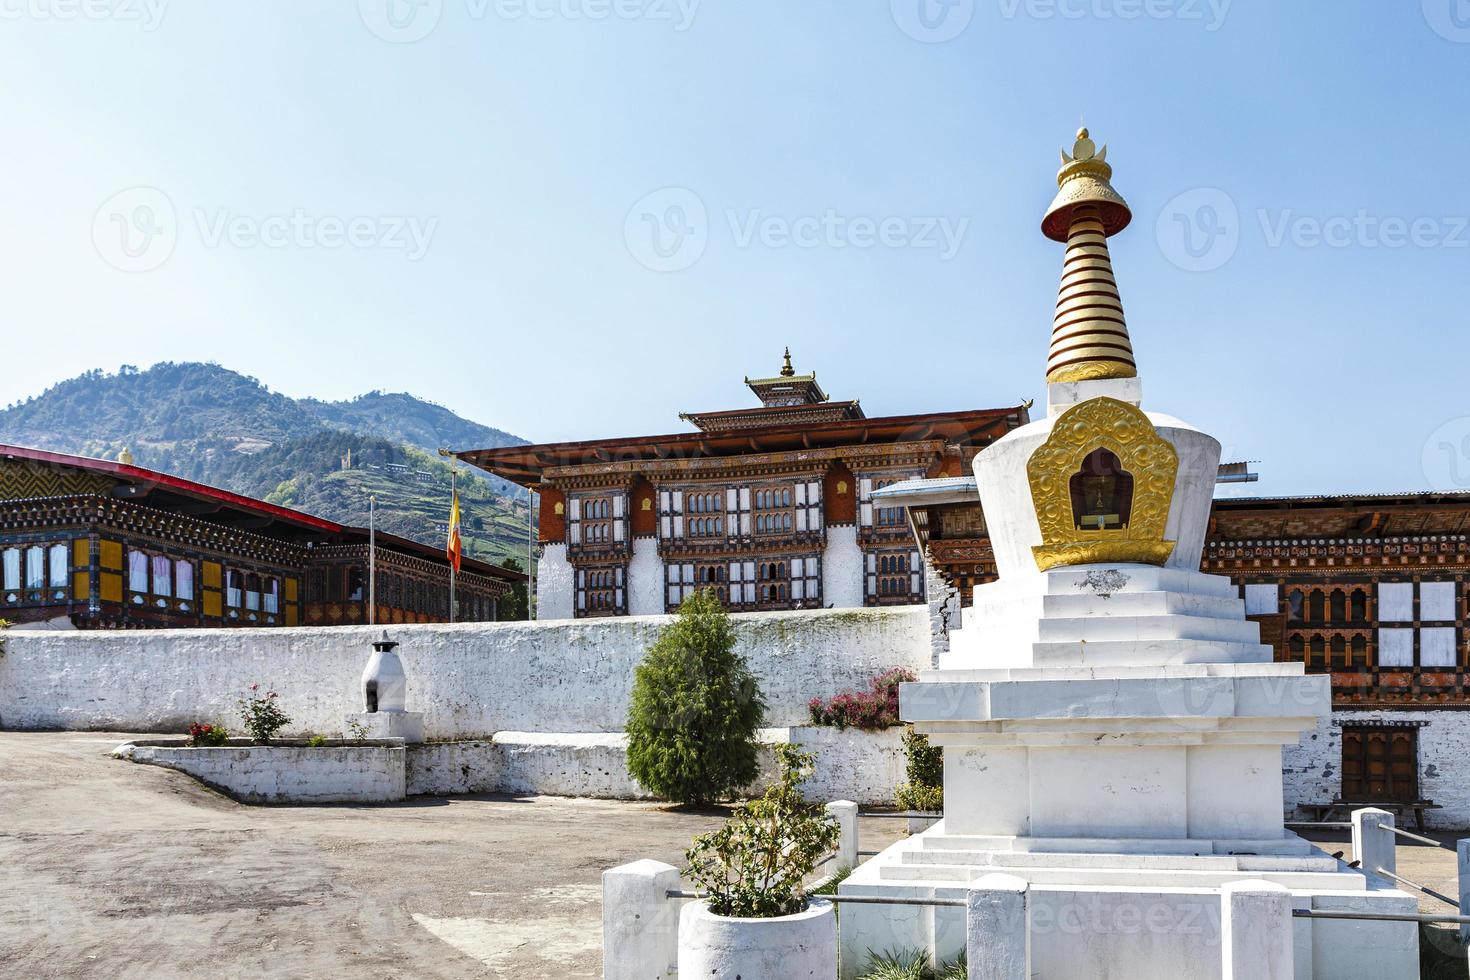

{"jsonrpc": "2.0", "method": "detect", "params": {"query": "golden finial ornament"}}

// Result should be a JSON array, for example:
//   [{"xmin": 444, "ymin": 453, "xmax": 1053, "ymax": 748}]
[
  {"xmin": 1041, "ymin": 126, "xmax": 1138, "ymax": 385},
  {"xmin": 779, "ymin": 347, "xmax": 795, "ymax": 377},
  {"xmin": 118, "ymin": 447, "xmax": 134, "ymax": 465}
]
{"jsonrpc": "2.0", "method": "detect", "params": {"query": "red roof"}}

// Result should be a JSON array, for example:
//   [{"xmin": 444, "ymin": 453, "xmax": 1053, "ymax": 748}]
[{"xmin": 458, "ymin": 405, "xmax": 1029, "ymax": 487}]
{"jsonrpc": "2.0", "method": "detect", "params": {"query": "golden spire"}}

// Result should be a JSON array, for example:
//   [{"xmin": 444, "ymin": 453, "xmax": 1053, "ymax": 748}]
[
  {"xmin": 118, "ymin": 447, "xmax": 134, "ymax": 465},
  {"xmin": 1041, "ymin": 128, "xmax": 1137, "ymax": 385},
  {"xmin": 779, "ymin": 346, "xmax": 795, "ymax": 377}
]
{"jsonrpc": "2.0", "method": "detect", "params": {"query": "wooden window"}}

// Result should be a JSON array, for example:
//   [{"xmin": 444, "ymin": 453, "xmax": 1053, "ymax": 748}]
[
  {"xmin": 753, "ymin": 485, "xmax": 795, "ymax": 536},
  {"xmin": 572, "ymin": 493, "xmax": 626, "ymax": 548},
  {"xmin": 1340, "ymin": 726, "xmax": 1419, "ymax": 803},
  {"xmin": 686, "ymin": 491, "xmax": 726, "ymax": 538},
  {"xmin": 865, "ymin": 549, "xmax": 924, "ymax": 604},
  {"xmin": 578, "ymin": 565, "xmax": 624, "ymax": 616},
  {"xmin": 1329, "ymin": 589, "xmax": 1346, "ymax": 623},
  {"xmin": 226, "ymin": 570, "xmax": 243, "ymax": 609},
  {"xmin": 175, "ymin": 560, "xmax": 194, "ymax": 601},
  {"xmin": 1350, "ymin": 589, "xmax": 1368, "ymax": 623},
  {"xmin": 48, "ymin": 544, "xmax": 68, "ymax": 589},
  {"xmin": 1306, "ymin": 590, "xmax": 1325, "ymax": 624},
  {"xmin": 2, "ymin": 548, "xmax": 19, "ymax": 592},
  {"xmin": 859, "ymin": 472, "xmax": 923, "ymax": 529}
]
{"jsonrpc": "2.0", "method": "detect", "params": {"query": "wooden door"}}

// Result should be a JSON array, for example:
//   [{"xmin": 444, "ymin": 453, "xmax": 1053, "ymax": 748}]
[{"xmin": 1340, "ymin": 726, "xmax": 1419, "ymax": 802}]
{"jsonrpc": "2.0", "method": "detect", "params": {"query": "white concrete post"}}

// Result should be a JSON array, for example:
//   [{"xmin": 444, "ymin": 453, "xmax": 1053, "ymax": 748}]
[
  {"xmin": 602, "ymin": 859, "xmax": 681, "ymax": 980},
  {"xmin": 966, "ymin": 872, "xmax": 1030, "ymax": 980},
  {"xmin": 1220, "ymin": 879, "xmax": 1294, "ymax": 980},
  {"xmin": 825, "ymin": 800, "xmax": 858, "ymax": 872},
  {"xmin": 1457, "ymin": 838, "xmax": 1470, "ymax": 945},
  {"xmin": 1352, "ymin": 807, "xmax": 1396, "ymax": 883}
]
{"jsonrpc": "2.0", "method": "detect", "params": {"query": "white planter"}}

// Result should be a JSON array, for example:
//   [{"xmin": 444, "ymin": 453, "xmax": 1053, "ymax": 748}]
[{"xmin": 678, "ymin": 899, "xmax": 836, "ymax": 980}]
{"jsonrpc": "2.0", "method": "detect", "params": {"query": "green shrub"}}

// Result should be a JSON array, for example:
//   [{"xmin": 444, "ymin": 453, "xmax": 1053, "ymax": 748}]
[
  {"xmin": 306, "ymin": 733, "xmax": 328, "ymax": 748},
  {"xmin": 186, "ymin": 722, "xmax": 229, "ymax": 747},
  {"xmin": 893, "ymin": 728, "xmax": 943, "ymax": 812},
  {"xmin": 858, "ymin": 950, "xmax": 966, "ymax": 980},
  {"xmin": 626, "ymin": 589, "xmax": 766, "ymax": 805},
  {"xmin": 685, "ymin": 745, "xmax": 840, "ymax": 918}
]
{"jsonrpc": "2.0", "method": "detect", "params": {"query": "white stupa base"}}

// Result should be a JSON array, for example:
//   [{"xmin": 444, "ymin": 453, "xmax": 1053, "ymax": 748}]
[
  {"xmin": 837, "ymin": 827, "xmax": 1419, "ymax": 980},
  {"xmin": 344, "ymin": 711, "xmax": 424, "ymax": 743}
]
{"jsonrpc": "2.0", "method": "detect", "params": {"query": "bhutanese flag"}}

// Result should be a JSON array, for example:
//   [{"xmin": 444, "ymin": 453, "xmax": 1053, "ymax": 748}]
[{"xmin": 446, "ymin": 490, "xmax": 462, "ymax": 573}]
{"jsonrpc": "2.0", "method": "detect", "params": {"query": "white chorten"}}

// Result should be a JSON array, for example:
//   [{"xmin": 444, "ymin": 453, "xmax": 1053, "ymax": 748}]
[{"xmin": 837, "ymin": 130, "xmax": 1420, "ymax": 980}]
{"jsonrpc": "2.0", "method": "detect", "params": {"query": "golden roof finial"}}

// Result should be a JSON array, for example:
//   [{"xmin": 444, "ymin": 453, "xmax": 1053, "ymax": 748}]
[
  {"xmin": 779, "ymin": 346, "xmax": 795, "ymax": 377},
  {"xmin": 1041, "ymin": 127, "xmax": 1138, "ymax": 385},
  {"xmin": 118, "ymin": 447, "xmax": 134, "ymax": 465}
]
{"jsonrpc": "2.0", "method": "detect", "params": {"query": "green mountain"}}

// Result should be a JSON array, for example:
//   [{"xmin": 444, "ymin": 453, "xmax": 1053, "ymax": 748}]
[{"xmin": 0, "ymin": 362, "xmax": 532, "ymax": 567}]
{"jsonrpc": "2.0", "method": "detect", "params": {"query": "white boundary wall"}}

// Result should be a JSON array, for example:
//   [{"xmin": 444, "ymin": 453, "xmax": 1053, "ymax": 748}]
[{"xmin": 0, "ymin": 606, "xmax": 929, "ymax": 739}]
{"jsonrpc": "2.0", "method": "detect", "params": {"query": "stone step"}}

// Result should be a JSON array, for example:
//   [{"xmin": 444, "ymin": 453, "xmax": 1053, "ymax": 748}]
[
  {"xmin": 1033, "ymin": 613, "xmax": 1261, "ymax": 645},
  {"xmin": 1028, "ymin": 637, "xmax": 1274, "ymax": 667},
  {"xmin": 912, "ymin": 832, "xmax": 1318, "ymax": 858},
  {"xmin": 876, "ymin": 861, "xmax": 1361, "ymax": 891},
  {"xmin": 902, "ymin": 847, "xmax": 1338, "ymax": 873},
  {"xmin": 967, "ymin": 590, "xmax": 1246, "ymax": 626},
  {"xmin": 974, "ymin": 565, "xmax": 1241, "ymax": 602}
]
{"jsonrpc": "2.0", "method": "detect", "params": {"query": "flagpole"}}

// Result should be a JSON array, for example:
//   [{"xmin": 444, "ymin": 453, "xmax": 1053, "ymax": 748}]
[
  {"xmin": 449, "ymin": 468, "xmax": 457, "ymax": 624},
  {"xmin": 368, "ymin": 494, "xmax": 376, "ymax": 626}
]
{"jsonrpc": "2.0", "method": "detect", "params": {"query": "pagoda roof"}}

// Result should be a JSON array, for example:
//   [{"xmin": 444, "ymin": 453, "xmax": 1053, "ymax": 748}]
[
  {"xmin": 0, "ymin": 443, "xmax": 524, "ymax": 581},
  {"xmin": 456, "ymin": 405, "xmax": 1029, "ymax": 488}
]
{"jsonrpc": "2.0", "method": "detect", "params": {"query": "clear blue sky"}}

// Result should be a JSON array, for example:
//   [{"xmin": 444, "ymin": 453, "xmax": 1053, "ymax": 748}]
[{"xmin": 2, "ymin": 2, "xmax": 1467, "ymax": 496}]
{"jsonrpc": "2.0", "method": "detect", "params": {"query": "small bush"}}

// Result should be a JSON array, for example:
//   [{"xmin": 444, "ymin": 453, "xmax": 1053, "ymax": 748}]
[
  {"xmin": 626, "ymin": 589, "xmax": 766, "ymax": 806},
  {"xmin": 858, "ymin": 950, "xmax": 966, "ymax": 980},
  {"xmin": 187, "ymin": 722, "xmax": 228, "ymax": 747},
  {"xmin": 685, "ymin": 744, "xmax": 840, "ymax": 918},
  {"xmin": 808, "ymin": 668, "xmax": 915, "ymax": 731},
  {"xmin": 893, "ymin": 728, "xmax": 943, "ymax": 812},
  {"xmin": 306, "ymin": 733, "xmax": 328, "ymax": 748},
  {"xmin": 237, "ymin": 684, "xmax": 291, "ymax": 743}
]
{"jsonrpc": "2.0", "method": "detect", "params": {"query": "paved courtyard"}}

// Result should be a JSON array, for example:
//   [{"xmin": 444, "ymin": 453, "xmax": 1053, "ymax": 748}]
[
  {"xmin": 0, "ymin": 731, "xmax": 904, "ymax": 979},
  {"xmin": 1, "ymin": 731, "xmax": 1463, "ymax": 978}
]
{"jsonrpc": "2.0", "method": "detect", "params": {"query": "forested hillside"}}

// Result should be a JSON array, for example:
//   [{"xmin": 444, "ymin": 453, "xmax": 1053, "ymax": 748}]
[{"xmin": 0, "ymin": 363, "xmax": 532, "ymax": 566}]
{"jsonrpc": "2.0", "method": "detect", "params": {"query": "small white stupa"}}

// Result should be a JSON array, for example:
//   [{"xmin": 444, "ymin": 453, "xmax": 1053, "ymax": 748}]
[
  {"xmin": 344, "ymin": 632, "xmax": 424, "ymax": 742},
  {"xmin": 837, "ymin": 130, "xmax": 1419, "ymax": 979}
]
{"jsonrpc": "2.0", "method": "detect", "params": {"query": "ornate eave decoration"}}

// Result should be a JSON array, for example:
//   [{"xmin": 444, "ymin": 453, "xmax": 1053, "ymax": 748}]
[{"xmin": 1026, "ymin": 397, "xmax": 1178, "ymax": 571}]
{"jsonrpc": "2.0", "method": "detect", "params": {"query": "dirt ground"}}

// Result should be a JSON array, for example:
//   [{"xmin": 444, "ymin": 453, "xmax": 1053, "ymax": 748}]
[{"xmin": 1, "ymin": 731, "xmax": 1463, "ymax": 979}]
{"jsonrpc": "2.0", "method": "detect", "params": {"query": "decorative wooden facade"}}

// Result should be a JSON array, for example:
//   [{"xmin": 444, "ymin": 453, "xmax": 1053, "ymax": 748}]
[
  {"xmin": 458, "ymin": 354, "xmax": 1028, "ymax": 619},
  {"xmin": 885, "ymin": 481, "xmax": 1470, "ymax": 710},
  {"xmin": 0, "ymin": 445, "xmax": 522, "ymax": 629}
]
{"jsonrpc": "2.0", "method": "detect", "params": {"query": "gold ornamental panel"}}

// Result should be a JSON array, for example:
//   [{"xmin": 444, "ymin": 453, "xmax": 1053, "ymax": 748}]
[{"xmin": 1027, "ymin": 397, "xmax": 1178, "ymax": 571}]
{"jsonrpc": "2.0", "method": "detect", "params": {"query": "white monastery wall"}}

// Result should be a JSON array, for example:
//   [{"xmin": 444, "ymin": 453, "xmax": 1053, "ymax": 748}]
[
  {"xmin": 822, "ymin": 524, "xmax": 864, "ymax": 609},
  {"xmin": 0, "ymin": 606, "xmax": 929, "ymax": 740},
  {"xmin": 626, "ymin": 537, "xmax": 663, "ymax": 616},
  {"xmin": 536, "ymin": 543, "xmax": 574, "ymax": 621},
  {"xmin": 1283, "ymin": 709, "xmax": 1470, "ymax": 830}
]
